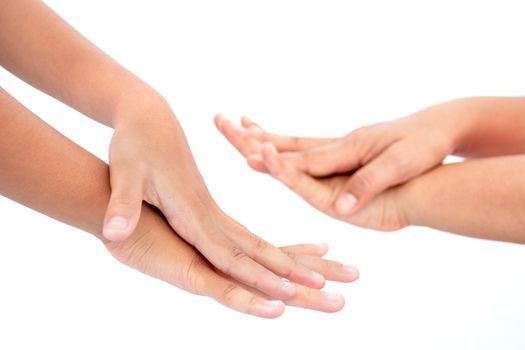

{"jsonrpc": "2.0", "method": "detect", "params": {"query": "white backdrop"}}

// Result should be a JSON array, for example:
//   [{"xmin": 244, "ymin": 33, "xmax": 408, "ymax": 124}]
[{"xmin": 1, "ymin": 1, "xmax": 524, "ymax": 349}]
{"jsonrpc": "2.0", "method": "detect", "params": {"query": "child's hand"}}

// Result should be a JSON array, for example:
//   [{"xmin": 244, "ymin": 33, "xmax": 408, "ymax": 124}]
[
  {"xmin": 105, "ymin": 206, "xmax": 359, "ymax": 318},
  {"xmin": 104, "ymin": 95, "xmax": 326, "ymax": 301},
  {"xmin": 215, "ymin": 100, "xmax": 469, "ymax": 218}
]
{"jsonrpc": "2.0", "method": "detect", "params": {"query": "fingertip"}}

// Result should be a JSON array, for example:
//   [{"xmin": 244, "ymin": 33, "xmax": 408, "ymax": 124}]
[
  {"xmin": 327, "ymin": 294, "xmax": 346, "ymax": 313},
  {"xmin": 261, "ymin": 142, "xmax": 279, "ymax": 173},
  {"xmin": 252, "ymin": 300, "xmax": 285, "ymax": 319},
  {"xmin": 213, "ymin": 113, "xmax": 223, "ymax": 127},
  {"xmin": 316, "ymin": 242, "xmax": 329, "ymax": 255},
  {"xmin": 246, "ymin": 154, "xmax": 268, "ymax": 173},
  {"xmin": 334, "ymin": 193, "xmax": 358, "ymax": 216},
  {"xmin": 240, "ymin": 116, "xmax": 251, "ymax": 127},
  {"xmin": 341, "ymin": 265, "xmax": 360, "ymax": 283},
  {"xmin": 310, "ymin": 271, "xmax": 326, "ymax": 289},
  {"xmin": 103, "ymin": 216, "xmax": 133, "ymax": 241}
]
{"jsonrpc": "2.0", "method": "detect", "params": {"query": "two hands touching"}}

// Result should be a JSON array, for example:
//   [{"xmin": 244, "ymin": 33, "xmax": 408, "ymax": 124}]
[
  {"xmin": 214, "ymin": 103, "xmax": 458, "ymax": 231},
  {"xmin": 0, "ymin": 0, "xmax": 357, "ymax": 319},
  {"xmin": 4, "ymin": 0, "xmax": 525, "ymax": 323},
  {"xmin": 214, "ymin": 97, "xmax": 525, "ymax": 242},
  {"xmin": 101, "ymin": 93, "xmax": 358, "ymax": 318}
]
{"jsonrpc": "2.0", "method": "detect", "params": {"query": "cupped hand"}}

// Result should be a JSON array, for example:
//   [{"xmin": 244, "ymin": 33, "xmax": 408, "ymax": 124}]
[
  {"xmin": 105, "ymin": 206, "xmax": 359, "ymax": 318},
  {"xmin": 215, "ymin": 102, "xmax": 464, "ymax": 218},
  {"xmin": 103, "ymin": 93, "xmax": 326, "ymax": 301}
]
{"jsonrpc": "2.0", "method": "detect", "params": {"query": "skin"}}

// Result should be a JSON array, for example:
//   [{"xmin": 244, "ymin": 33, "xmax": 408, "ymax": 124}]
[
  {"xmin": 214, "ymin": 97, "xmax": 525, "ymax": 244},
  {"xmin": 0, "ymin": 87, "xmax": 359, "ymax": 318},
  {"xmin": 0, "ymin": 0, "xmax": 327, "ymax": 300}
]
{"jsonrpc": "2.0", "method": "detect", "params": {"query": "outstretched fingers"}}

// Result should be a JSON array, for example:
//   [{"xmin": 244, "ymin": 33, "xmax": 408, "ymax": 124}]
[
  {"xmin": 230, "ymin": 229, "xmax": 326, "ymax": 289},
  {"xmin": 261, "ymin": 142, "xmax": 332, "ymax": 212}
]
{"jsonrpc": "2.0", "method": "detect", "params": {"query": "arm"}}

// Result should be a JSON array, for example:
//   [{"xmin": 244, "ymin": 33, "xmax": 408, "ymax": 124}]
[
  {"xmin": 400, "ymin": 155, "xmax": 525, "ymax": 243},
  {"xmin": 0, "ymin": 0, "xmax": 150, "ymax": 126},
  {"xmin": 215, "ymin": 96, "xmax": 525, "ymax": 218},
  {"xmin": 450, "ymin": 96, "xmax": 525, "ymax": 158},
  {"xmin": 0, "ymin": 87, "xmax": 358, "ymax": 317},
  {"xmin": 248, "ymin": 143, "xmax": 525, "ymax": 244},
  {"xmin": 0, "ymin": 0, "xmax": 326, "ymax": 297}
]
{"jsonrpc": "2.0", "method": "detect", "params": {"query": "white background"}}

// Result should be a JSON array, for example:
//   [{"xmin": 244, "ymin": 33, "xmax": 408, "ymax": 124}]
[{"xmin": 1, "ymin": 1, "xmax": 525, "ymax": 349}]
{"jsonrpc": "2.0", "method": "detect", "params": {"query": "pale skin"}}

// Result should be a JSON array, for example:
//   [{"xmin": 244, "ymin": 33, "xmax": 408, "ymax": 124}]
[
  {"xmin": 0, "ymin": 0, "xmax": 328, "ymax": 300},
  {"xmin": 215, "ymin": 96, "xmax": 525, "ymax": 244},
  {"xmin": 0, "ymin": 87, "xmax": 359, "ymax": 318}
]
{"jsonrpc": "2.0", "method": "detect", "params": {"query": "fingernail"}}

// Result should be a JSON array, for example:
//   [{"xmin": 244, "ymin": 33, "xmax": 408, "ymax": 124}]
[
  {"xmin": 325, "ymin": 293, "xmax": 344, "ymax": 304},
  {"xmin": 335, "ymin": 193, "xmax": 357, "ymax": 215},
  {"xmin": 311, "ymin": 271, "xmax": 325, "ymax": 285},
  {"xmin": 281, "ymin": 280, "xmax": 296, "ymax": 295},
  {"xmin": 343, "ymin": 265, "xmax": 358, "ymax": 276},
  {"xmin": 316, "ymin": 242, "xmax": 329, "ymax": 251},
  {"xmin": 256, "ymin": 300, "xmax": 284, "ymax": 316},
  {"xmin": 103, "ymin": 216, "xmax": 129, "ymax": 240},
  {"xmin": 265, "ymin": 300, "xmax": 284, "ymax": 309}
]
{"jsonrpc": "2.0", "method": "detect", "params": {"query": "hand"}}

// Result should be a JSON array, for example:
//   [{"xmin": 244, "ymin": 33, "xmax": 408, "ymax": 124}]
[
  {"xmin": 105, "ymin": 205, "xmax": 359, "ymax": 318},
  {"xmin": 103, "ymin": 92, "xmax": 327, "ymax": 301},
  {"xmin": 239, "ymin": 141, "xmax": 407, "ymax": 231},
  {"xmin": 215, "ymin": 100, "xmax": 468, "ymax": 218}
]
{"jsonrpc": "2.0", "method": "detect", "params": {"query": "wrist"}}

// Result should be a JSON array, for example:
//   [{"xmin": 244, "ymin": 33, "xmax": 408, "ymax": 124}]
[
  {"xmin": 111, "ymin": 85, "xmax": 170, "ymax": 129},
  {"xmin": 394, "ymin": 178, "xmax": 422, "ymax": 229},
  {"xmin": 439, "ymin": 97, "xmax": 483, "ymax": 155}
]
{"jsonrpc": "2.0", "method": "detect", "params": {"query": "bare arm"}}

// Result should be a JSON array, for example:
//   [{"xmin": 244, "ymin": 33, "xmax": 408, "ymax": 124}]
[
  {"xmin": 0, "ymin": 87, "xmax": 357, "ymax": 317},
  {"xmin": 0, "ymin": 0, "xmax": 150, "ymax": 126},
  {"xmin": 450, "ymin": 96, "xmax": 525, "ymax": 158},
  {"xmin": 0, "ymin": 0, "xmax": 327, "ymax": 297},
  {"xmin": 401, "ymin": 155, "xmax": 525, "ymax": 243},
  {"xmin": 0, "ymin": 86, "xmax": 111, "ymax": 235},
  {"xmin": 215, "ymin": 96, "xmax": 525, "ymax": 223}
]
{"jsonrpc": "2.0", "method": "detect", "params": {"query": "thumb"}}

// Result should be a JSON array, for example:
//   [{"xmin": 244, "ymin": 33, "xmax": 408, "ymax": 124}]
[
  {"xmin": 281, "ymin": 138, "xmax": 360, "ymax": 177},
  {"xmin": 103, "ymin": 170, "xmax": 145, "ymax": 241},
  {"xmin": 333, "ymin": 146, "xmax": 409, "ymax": 216}
]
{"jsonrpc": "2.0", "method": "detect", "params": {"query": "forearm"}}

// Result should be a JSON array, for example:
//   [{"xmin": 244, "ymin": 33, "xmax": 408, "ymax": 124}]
[
  {"xmin": 401, "ymin": 155, "xmax": 525, "ymax": 243},
  {"xmin": 443, "ymin": 97, "xmax": 525, "ymax": 157},
  {"xmin": 0, "ymin": 88, "xmax": 153, "ymax": 240},
  {"xmin": 0, "ymin": 0, "xmax": 158, "ymax": 127}
]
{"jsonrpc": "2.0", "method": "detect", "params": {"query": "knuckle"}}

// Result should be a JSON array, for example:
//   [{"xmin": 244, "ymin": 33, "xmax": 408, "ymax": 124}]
[
  {"xmin": 386, "ymin": 146, "xmax": 411, "ymax": 181},
  {"xmin": 221, "ymin": 283, "xmax": 241, "ymax": 306},
  {"xmin": 291, "ymin": 136, "xmax": 301, "ymax": 148},
  {"xmin": 279, "ymin": 265, "xmax": 294, "ymax": 280},
  {"xmin": 184, "ymin": 256, "xmax": 201, "ymax": 295},
  {"xmin": 248, "ymin": 295, "xmax": 260, "ymax": 307},
  {"xmin": 224, "ymin": 246, "xmax": 249, "ymax": 275},
  {"xmin": 253, "ymin": 236, "xmax": 269, "ymax": 252}
]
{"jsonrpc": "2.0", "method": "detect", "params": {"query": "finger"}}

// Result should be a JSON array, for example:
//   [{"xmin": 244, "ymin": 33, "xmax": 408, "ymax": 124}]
[
  {"xmin": 280, "ymin": 242, "xmax": 329, "ymax": 257},
  {"xmin": 141, "ymin": 230, "xmax": 286, "ymax": 319},
  {"xmin": 103, "ymin": 168, "xmax": 145, "ymax": 241},
  {"xmin": 287, "ymin": 254, "xmax": 359, "ymax": 283},
  {"xmin": 261, "ymin": 142, "xmax": 333, "ymax": 212},
  {"xmin": 201, "ymin": 273, "xmax": 285, "ymax": 319},
  {"xmin": 285, "ymin": 284, "xmax": 345, "ymax": 313},
  {"xmin": 230, "ymin": 228, "xmax": 326, "ymax": 289},
  {"xmin": 280, "ymin": 138, "xmax": 361, "ymax": 177},
  {"xmin": 246, "ymin": 154, "xmax": 268, "ymax": 173},
  {"xmin": 334, "ymin": 142, "xmax": 413, "ymax": 216},
  {"xmin": 241, "ymin": 116, "xmax": 335, "ymax": 152},
  {"xmin": 196, "ymin": 235, "xmax": 298, "ymax": 300},
  {"xmin": 214, "ymin": 114, "xmax": 261, "ymax": 156}
]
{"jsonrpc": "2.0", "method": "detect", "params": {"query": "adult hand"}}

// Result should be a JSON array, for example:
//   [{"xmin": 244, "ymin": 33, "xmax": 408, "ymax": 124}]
[
  {"xmin": 103, "ymin": 93, "xmax": 325, "ymax": 301},
  {"xmin": 215, "ymin": 100, "xmax": 467, "ymax": 218},
  {"xmin": 105, "ymin": 206, "xmax": 359, "ymax": 318}
]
